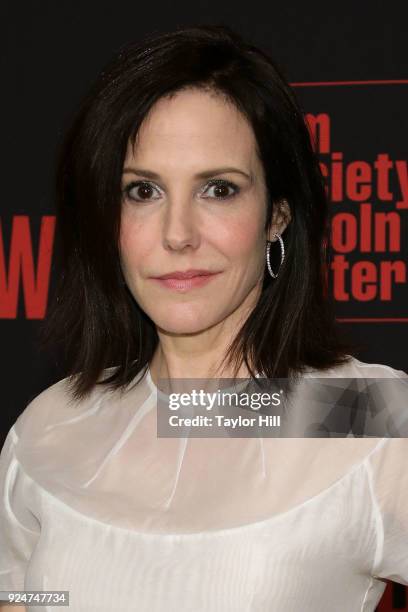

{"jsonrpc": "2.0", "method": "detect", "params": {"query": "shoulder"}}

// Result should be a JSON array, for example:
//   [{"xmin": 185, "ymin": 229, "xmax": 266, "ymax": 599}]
[
  {"xmin": 12, "ymin": 366, "xmax": 118, "ymax": 441},
  {"xmin": 304, "ymin": 354, "xmax": 408, "ymax": 379},
  {"xmin": 300, "ymin": 356, "xmax": 408, "ymax": 438},
  {"xmin": 345, "ymin": 355, "xmax": 407, "ymax": 379}
]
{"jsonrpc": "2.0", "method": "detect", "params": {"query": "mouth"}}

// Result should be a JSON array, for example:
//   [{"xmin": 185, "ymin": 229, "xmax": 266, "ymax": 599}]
[{"xmin": 150, "ymin": 271, "xmax": 222, "ymax": 292}]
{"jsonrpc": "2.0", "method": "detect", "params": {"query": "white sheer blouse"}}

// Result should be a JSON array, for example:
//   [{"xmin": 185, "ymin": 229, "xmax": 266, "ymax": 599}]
[{"xmin": 1, "ymin": 355, "xmax": 408, "ymax": 611}]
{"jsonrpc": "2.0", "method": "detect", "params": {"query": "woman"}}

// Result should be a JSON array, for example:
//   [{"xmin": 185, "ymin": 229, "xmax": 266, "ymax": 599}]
[{"xmin": 1, "ymin": 24, "xmax": 407, "ymax": 612}]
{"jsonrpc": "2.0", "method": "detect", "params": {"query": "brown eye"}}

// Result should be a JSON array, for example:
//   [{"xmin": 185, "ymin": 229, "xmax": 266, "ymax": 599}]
[
  {"xmin": 123, "ymin": 181, "xmax": 161, "ymax": 202},
  {"xmin": 136, "ymin": 183, "xmax": 154, "ymax": 199},
  {"xmin": 203, "ymin": 179, "xmax": 240, "ymax": 201},
  {"xmin": 214, "ymin": 184, "xmax": 230, "ymax": 198}
]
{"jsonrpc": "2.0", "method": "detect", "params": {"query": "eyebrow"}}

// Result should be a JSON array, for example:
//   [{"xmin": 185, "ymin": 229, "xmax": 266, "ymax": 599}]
[{"xmin": 122, "ymin": 166, "xmax": 252, "ymax": 181}]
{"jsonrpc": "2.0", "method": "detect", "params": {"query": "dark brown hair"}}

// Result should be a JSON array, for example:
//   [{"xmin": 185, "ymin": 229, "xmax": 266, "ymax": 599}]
[{"xmin": 40, "ymin": 23, "xmax": 356, "ymax": 402}]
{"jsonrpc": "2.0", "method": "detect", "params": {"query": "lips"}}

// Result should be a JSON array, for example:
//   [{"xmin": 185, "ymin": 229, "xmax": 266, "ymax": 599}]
[
  {"xmin": 151, "ymin": 270, "xmax": 222, "ymax": 291},
  {"xmin": 154, "ymin": 269, "xmax": 218, "ymax": 280}
]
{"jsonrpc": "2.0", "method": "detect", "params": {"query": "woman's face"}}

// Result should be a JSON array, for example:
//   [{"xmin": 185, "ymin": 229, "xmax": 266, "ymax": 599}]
[{"xmin": 119, "ymin": 88, "xmax": 289, "ymax": 335}]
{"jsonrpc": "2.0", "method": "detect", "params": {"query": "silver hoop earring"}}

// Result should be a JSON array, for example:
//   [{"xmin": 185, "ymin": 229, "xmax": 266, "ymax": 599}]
[{"xmin": 266, "ymin": 234, "xmax": 285, "ymax": 278}]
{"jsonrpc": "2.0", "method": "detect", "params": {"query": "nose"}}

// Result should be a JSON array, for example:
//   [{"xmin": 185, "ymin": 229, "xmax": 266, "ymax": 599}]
[{"xmin": 162, "ymin": 197, "xmax": 200, "ymax": 252}]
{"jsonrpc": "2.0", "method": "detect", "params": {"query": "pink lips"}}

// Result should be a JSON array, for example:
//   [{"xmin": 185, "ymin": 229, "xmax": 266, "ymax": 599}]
[{"xmin": 151, "ymin": 270, "xmax": 222, "ymax": 291}]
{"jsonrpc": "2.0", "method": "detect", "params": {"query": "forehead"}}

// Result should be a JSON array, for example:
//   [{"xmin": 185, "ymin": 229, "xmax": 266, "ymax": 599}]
[{"xmin": 125, "ymin": 88, "xmax": 259, "ymax": 168}]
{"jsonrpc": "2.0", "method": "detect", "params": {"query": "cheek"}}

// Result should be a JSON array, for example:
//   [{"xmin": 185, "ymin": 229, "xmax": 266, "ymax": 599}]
[
  {"xmin": 216, "ymin": 215, "xmax": 266, "ymax": 286},
  {"xmin": 218, "ymin": 216, "xmax": 264, "ymax": 262},
  {"xmin": 119, "ymin": 215, "xmax": 150, "ymax": 270},
  {"xmin": 119, "ymin": 223, "xmax": 135, "ymax": 258}
]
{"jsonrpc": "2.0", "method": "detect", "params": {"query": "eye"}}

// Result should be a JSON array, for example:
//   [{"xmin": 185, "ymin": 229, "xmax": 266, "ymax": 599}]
[
  {"xmin": 122, "ymin": 181, "xmax": 162, "ymax": 202},
  {"xmin": 122, "ymin": 178, "xmax": 240, "ymax": 203},
  {"xmin": 202, "ymin": 179, "xmax": 240, "ymax": 200}
]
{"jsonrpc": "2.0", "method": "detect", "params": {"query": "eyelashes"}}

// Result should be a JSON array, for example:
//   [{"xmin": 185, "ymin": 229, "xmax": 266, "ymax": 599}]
[{"xmin": 122, "ymin": 178, "xmax": 241, "ymax": 203}]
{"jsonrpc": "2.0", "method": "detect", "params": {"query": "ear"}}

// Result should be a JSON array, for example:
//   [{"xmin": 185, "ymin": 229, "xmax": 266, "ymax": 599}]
[{"xmin": 267, "ymin": 199, "xmax": 291, "ymax": 241}]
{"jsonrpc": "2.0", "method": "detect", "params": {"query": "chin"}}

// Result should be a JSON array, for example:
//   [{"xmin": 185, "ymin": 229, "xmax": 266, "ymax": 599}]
[{"xmin": 153, "ymin": 309, "xmax": 218, "ymax": 335}]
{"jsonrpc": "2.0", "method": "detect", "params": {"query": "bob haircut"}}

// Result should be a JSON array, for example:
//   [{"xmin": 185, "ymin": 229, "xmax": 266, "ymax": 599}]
[{"xmin": 40, "ymin": 23, "xmax": 356, "ymax": 402}]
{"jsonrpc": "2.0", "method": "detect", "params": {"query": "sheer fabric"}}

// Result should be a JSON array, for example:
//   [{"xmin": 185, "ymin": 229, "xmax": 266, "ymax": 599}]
[{"xmin": 0, "ymin": 355, "xmax": 407, "ymax": 611}]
